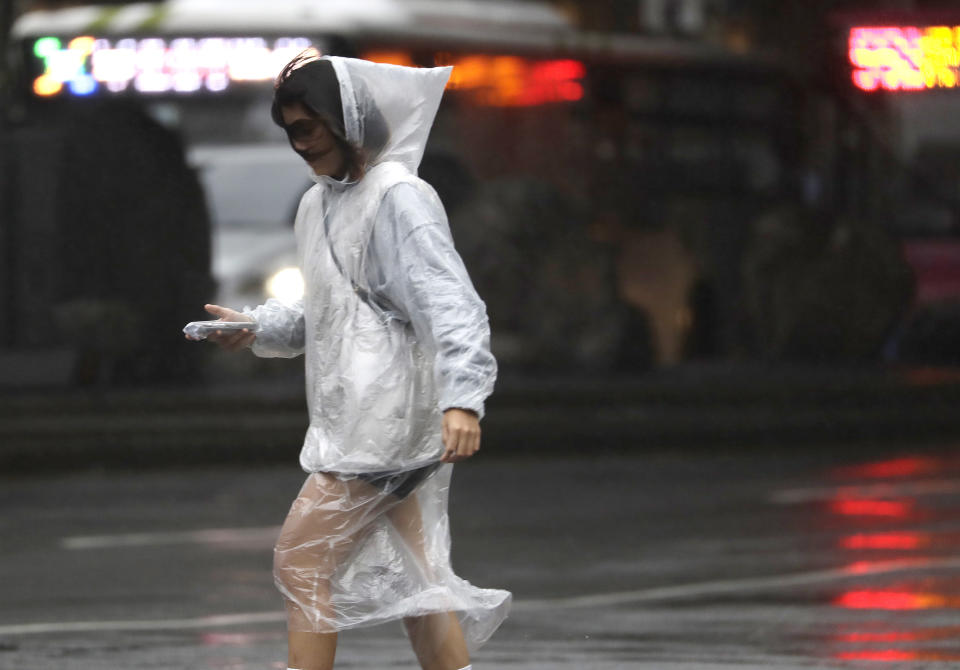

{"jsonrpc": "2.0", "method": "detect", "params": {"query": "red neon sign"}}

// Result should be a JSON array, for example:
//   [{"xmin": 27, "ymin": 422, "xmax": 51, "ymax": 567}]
[
  {"xmin": 849, "ymin": 25, "xmax": 960, "ymax": 91},
  {"xmin": 362, "ymin": 51, "xmax": 585, "ymax": 107}
]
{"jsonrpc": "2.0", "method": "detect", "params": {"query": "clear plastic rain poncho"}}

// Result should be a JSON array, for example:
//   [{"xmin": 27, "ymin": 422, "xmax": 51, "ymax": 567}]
[{"xmin": 240, "ymin": 55, "xmax": 511, "ymax": 649}]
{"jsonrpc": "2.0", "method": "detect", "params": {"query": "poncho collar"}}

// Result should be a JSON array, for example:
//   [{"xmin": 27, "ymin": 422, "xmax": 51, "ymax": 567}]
[{"xmin": 309, "ymin": 168, "xmax": 357, "ymax": 191}]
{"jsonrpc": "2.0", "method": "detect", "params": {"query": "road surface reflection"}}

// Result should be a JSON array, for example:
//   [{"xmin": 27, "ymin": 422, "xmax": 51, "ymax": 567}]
[{"xmin": 825, "ymin": 453, "xmax": 960, "ymax": 663}]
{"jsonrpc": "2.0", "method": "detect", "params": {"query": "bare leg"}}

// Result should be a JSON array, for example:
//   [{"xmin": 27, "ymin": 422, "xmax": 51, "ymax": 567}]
[
  {"xmin": 387, "ymin": 494, "xmax": 471, "ymax": 670},
  {"xmin": 404, "ymin": 612, "xmax": 470, "ymax": 670},
  {"xmin": 276, "ymin": 473, "xmax": 395, "ymax": 670},
  {"xmin": 287, "ymin": 631, "xmax": 337, "ymax": 670}
]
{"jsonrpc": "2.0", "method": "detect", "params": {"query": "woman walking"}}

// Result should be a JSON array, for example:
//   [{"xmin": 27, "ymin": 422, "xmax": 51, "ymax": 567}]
[{"xmin": 190, "ymin": 51, "xmax": 510, "ymax": 670}]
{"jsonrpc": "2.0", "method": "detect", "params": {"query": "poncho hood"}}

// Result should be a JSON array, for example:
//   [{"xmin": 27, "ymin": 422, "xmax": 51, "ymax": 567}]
[{"xmin": 325, "ymin": 56, "xmax": 451, "ymax": 174}]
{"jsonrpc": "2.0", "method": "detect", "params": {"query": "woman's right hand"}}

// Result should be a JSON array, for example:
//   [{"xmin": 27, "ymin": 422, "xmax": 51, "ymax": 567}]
[{"xmin": 194, "ymin": 304, "xmax": 257, "ymax": 351}]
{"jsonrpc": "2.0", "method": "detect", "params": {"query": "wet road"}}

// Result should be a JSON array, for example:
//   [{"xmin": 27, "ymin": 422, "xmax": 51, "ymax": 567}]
[{"xmin": 2, "ymin": 443, "xmax": 959, "ymax": 669}]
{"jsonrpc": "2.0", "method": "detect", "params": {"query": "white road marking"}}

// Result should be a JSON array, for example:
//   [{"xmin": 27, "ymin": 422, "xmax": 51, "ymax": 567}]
[
  {"xmin": 515, "ymin": 556, "xmax": 960, "ymax": 611},
  {"xmin": 61, "ymin": 526, "xmax": 281, "ymax": 550},
  {"xmin": 3, "ymin": 557, "xmax": 959, "ymax": 636},
  {"xmin": 770, "ymin": 478, "xmax": 960, "ymax": 504},
  {"xmin": 0, "ymin": 612, "xmax": 286, "ymax": 636}
]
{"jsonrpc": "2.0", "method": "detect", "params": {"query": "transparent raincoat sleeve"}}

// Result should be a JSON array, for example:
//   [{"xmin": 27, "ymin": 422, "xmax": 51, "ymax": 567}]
[
  {"xmin": 242, "ymin": 297, "xmax": 305, "ymax": 358},
  {"xmin": 366, "ymin": 183, "xmax": 497, "ymax": 418}
]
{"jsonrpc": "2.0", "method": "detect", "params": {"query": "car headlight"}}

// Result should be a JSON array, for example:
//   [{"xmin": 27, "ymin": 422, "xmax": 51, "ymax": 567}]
[{"xmin": 265, "ymin": 267, "xmax": 304, "ymax": 304}]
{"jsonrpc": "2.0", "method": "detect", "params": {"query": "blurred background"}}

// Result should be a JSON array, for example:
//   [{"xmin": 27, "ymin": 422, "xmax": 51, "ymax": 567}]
[
  {"xmin": 5, "ymin": 6, "xmax": 960, "ymax": 668},
  {"xmin": 2, "ymin": 0, "xmax": 960, "ymax": 466}
]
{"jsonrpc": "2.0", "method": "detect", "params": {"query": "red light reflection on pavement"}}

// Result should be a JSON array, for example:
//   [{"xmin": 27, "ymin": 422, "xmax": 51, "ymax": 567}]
[
  {"xmin": 843, "ymin": 559, "xmax": 931, "ymax": 575},
  {"xmin": 833, "ymin": 626, "xmax": 960, "ymax": 661},
  {"xmin": 842, "ymin": 532, "xmax": 928, "ymax": 550},
  {"xmin": 825, "ymin": 453, "xmax": 960, "ymax": 665},
  {"xmin": 837, "ymin": 649, "xmax": 918, "ymax": 661},
  {"xmin": 833, "ymin": 456, "xmax": 941, "ymax": 480},
  {"xmin": 834, "ymin": 590, "xmax": 949, "ymax": 610},
  {"xmin": 838, "ymin": 626, "xmax": 960, "ymax": 643},
  {"xmin": 831, "ymin": 498, "xmax": 914, "ymax": 518},
  {"xmin": 836, "ymin": 649, "xmax": 960, "ymax": 662}
]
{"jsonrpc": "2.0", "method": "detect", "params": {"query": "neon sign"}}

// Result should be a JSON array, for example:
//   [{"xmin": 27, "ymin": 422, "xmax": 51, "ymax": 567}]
[
  {"xmin": 363, "ymin": 51, "xmax": 585, "ymax": 106},
  {"xmin": 849, "ymin": 25, "xmax": 960, "ymax": 91},
  {"xmin": 31, "ymin": 36, "xmax": 313, "ymax": 97}
]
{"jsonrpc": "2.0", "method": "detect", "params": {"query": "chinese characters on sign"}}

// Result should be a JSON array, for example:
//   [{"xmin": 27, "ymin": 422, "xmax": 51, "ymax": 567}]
[
  {"xmin": 32, "ymin": 36, "xmax": 313, "ymax": 96},
  {"xmin": 362, "ymin": 51, "xmax": 585, "ymax": 107},
  {"xmin": 849, "ymin": 25, "xmax": 960, "ymax": 92},
  {"xmin": 32, "ymin": 36, "xmax": 586, "ymax": 107}
]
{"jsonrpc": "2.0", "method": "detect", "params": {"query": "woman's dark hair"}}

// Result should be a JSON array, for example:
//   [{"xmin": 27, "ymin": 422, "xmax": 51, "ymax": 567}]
[{"xmin": 272, "ymin": 51, "xmax": 365, "ymax": 180}]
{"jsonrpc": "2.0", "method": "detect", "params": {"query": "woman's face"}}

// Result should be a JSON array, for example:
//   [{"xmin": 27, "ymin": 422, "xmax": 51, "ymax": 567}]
[{"xmin": 281, "ymin": 102, "xmax": 346, "ymax": 178}]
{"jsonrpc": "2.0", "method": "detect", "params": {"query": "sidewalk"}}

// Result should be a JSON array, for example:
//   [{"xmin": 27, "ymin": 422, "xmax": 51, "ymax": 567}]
[{"xmin": 3, "ymin": 362, "xmax": 960, "ymax": 472}]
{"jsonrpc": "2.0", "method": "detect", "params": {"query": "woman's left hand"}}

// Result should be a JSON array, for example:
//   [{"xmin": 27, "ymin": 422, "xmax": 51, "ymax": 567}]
[{"xmin": 441, "ymin": 408, "xmax": 481, "ymax": 463}]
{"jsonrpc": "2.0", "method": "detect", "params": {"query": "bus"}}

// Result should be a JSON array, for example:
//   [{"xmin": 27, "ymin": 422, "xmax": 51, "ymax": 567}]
[{"xmin": 7, "ymin": 0, "xmax": 805, "ymax": 380}]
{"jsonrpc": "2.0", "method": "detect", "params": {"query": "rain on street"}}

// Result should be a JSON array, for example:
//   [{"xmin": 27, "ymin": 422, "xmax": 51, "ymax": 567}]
[{"xmin": 2, "ymin": 443, "xmax": 959, "ymax": 669}]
